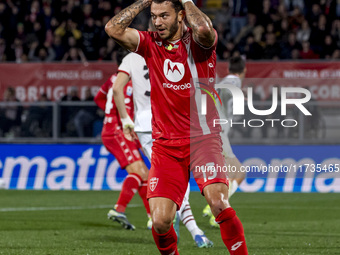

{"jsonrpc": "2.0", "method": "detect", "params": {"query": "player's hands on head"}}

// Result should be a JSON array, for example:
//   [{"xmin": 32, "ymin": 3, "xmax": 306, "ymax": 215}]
[
  {"xmin": 121, "ymin": 116, "xmax": 137, "ymax": 141},
  {"xmin": 142, "ymin": 0, "xmax": 152, "ymax": 6},
  {"xmin": 179, "ymin": 0, "xmax": 193, "ymax": 5}
]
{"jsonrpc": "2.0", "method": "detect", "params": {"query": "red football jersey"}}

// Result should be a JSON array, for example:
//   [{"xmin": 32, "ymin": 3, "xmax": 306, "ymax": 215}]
[
  {"xmin": 94, "ymin": 74, "xmax": 134, "ymax": 137},
  {"xmin": 136, "ymin": 27, "xmax": 221, "ymax": 139}
]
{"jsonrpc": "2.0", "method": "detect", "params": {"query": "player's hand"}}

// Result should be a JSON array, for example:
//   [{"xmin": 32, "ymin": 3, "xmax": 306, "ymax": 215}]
[
  {"xmin": 142, "ymin": 0, "xmax": 152, "ymax": 7},
  {"xmin": 121, "ymin": 116, "xmax": 137, "ymax": 141},
  {"xmin": 179, "ymin": 0, "xmax": 193, "ymax": 5}
]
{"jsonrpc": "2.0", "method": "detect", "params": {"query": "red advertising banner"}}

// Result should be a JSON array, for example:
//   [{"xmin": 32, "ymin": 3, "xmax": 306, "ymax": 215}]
[
  {"xmin": 0, "ymin": 63, "xmax": 117, "ymax": 101},
  {"xmin": 217, "ymin": 61, "xmax": 340, "ymax": 101},
  {"xmin": 0, "ymin": 61, "xmax": 339, "ymax": 101}
]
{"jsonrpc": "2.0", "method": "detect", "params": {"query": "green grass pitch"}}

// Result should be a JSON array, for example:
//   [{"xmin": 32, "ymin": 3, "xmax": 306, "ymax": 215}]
[{"xmin": 0, "ymin": 191, "xmax": 339, "ymax": 255}]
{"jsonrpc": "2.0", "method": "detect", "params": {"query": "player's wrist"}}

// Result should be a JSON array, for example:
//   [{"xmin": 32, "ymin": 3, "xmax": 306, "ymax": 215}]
[
  {"xmin": 181, "ymin": 0, "xmax": 194, "ymax": 6},
  {"xmin": 121, "ymin": 116, "xmax": 134, "ymax": 128}
]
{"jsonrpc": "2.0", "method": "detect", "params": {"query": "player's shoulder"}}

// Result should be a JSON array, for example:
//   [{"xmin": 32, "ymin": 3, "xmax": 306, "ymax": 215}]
[
  {"xmin": 221, "ymin": 74, "xmax": 241, "ymax": 87},
  {"xmin": 139, "ymin": 30, "xmax": 161, "ymax": 47}
]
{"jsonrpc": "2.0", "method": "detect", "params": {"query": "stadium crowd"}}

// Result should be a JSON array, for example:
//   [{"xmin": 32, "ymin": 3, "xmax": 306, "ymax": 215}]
[{"xmin": 0, "ymin": 0, "xmax": 339, "ymax": 63}]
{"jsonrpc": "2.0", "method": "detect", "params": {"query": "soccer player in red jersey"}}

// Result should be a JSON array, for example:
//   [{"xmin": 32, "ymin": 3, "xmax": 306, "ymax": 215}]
[
  {"xmin": 105, "ymin": 1, "xmax": 248, "ymax": 254},
  {"xmin": 94, "ymin": 50, "xmax": 151, "ymax": 231}
]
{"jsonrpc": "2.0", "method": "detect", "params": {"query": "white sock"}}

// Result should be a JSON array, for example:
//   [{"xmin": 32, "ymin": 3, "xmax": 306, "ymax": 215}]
[
  {"xmin": 229, "ymin": 179, "xmax": 239, "ymax": 198},
  {"xmin": 180, "ymin": 201, "xmax": 204, "ymax": 239}
]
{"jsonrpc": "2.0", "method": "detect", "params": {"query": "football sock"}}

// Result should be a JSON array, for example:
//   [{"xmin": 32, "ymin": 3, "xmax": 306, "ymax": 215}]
[
  {"xmin": 229, "ymin": 179, "xmax": 239, "ymax": 198},
  {"xmin": 152, "ymin": 224, "xmax": 179, "ymax": 255},
  {"xmin": 138, "ymin": 180, "xmax": 150, "ymax": 215},
  {"xmin": 114, "ymin": 173, "xmax": 141, "ymax": 213},
  {"xmin": 216, "ymin": 207, "xmax": 248, "ymax": 255},
  {"xmin": 179, "ymin": 202, "xmax": 204, "ymax": 239}
]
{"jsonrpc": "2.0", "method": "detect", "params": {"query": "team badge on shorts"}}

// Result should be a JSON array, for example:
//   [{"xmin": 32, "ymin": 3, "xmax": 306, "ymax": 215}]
[{"xmin": 149, "ymin": 177, "xmax": 159, "ymax": 191}]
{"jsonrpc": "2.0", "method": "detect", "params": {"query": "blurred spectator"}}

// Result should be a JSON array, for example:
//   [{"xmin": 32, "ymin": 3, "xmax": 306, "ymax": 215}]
[
  {"xmin": 280, "ymin": 32, "xmax": 302, "ymax": 59},
  {"xmin": 0, "ymin": 87, "xmax": 23, "ymax": 137},
  {"xmin": 300, "ymin": 41, "xmax": 319, "ymax": 59},
  {"xmin": 309, "ymin": 14, "xmax": 329, "ymax": 54},
  {"xmin": 52, "ymin": 35, "xmax": 66, "ymax": 60},
  {"xmin": 262, "ymin": 33, "xmax": 281, "ymax": 59},
  {"xmin": 62, "ymin": 47, "xmax": 87, "ymax": 63},
  {"xmin": 331, "ymin": 20, "xmax": 340, "ymax": 48},
  {"xmin": 276, "ymin": 18, "xmax": 290, "ymax": 42},
  {"xmin": 288, "ymin": 6, "xmax": 304, "ymax": 30},
  {"xmin": 60, "ymin": 87, "xmax": 80, "ymax": 136},
  {"xmin": 322, "ymin": 35, "xmax": 337, "ymax": 58},
  {"xmin": 213, "ymin": 2, "xmax": 232, "ymax": 35},
  {"xmin": 0, "ymin": 38, "xmax": 8, "ymax": 61},
  {"xmin": 10, "ymin": 38, "xmax": 27, "ymax": 63},
  {"xmin": 296, "ymin": 19, "xmax": 311, "ymax": 43},
  {"xmin": 243, "ymin": 34, "xmax": 263, "ymax": 59},
  {"xmin": 308, "ymin": 4, "xmax": 322, "ymax": 28},
  {"xmin": 73, "ymin": 87, "xmax": 98, "ymax": 137},
  {"xmin": 81, "ymin": 17, "xmax": 100, "ymax": 60},
  {"xmin": 28, "ymin": 41, "xmax": 55, "ymax": 62},
  {"xmin": 283, "ymin": 0, "xmax": 304, "ymax": 13},
  {"xmin": 0, "ymin": 0, "xmax": 338, "ymax": 62},
  {"xmin": 231, "ymin": 0, "xmax": 248, "ymax": 38},
  {"xmin": 257, "ymin": 0, "xmax": 276, "ymax": 28},
  {"xmin": 21, "ymin": 93, "xmax": 52, "ymax": 137},
  {"xmin": 234, "ymin": 13, "xmax": 258, "ymax": 45}
]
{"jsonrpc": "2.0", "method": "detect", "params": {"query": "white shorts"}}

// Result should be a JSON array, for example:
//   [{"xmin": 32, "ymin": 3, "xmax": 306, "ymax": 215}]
[
  {"xmin": 221, "ymin": 127, "xmax": 236, "ymax": 158},
  {"xmin": 217, "ymin": 105, "xmax": 236, "ymax": 159},
  {"xmin": 136, "ymin": 132, "xmax": 153, "ymax": 161}
]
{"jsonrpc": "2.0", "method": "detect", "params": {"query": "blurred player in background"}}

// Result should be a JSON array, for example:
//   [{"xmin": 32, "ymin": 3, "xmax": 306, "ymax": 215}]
[
  {"xmin": 203, "ymin": 56, "xmax": 247, "ymax": 227},
  {"xmin": 112, "ymin": 41, "xmax": 213, "ymax": 247},
  {"xmin": 94, "ymin": 49, "xmax": 151, "ymax": 231},
  {"xmin": 105, "ymin": 0, "xmax": 248, "ymax": 254}
]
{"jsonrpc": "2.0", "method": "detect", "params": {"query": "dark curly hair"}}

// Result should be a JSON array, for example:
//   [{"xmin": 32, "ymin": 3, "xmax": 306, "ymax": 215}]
[{"xmin": 152, "ymin": 0, "xmax": 184, "ymax": 13}]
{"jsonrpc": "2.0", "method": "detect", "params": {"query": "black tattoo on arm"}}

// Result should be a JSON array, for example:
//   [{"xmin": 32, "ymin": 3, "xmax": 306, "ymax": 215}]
[
  {"xmin": 183, "ymin": 3, "xmax": 215, "ymax": 47},
  {"xmin": 105, "ymin": 0, "xmax": 151, "ymax": 37}
]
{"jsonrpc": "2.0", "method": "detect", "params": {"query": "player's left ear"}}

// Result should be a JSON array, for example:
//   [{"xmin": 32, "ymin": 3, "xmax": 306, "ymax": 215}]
[{"xmin": 178, "ymin": 10, "xmax": 185, "ymax": 22}]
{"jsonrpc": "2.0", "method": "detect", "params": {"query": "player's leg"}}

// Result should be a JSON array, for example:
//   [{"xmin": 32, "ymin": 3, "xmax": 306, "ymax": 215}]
[
  {"xmin": 178, "ymin": 184, "xmax": 213, "ymax": 248},
  {"xmin": 204, "ymin": 134, "xmax": 246, "ymax": 227},
  {"xmin": 192, "ymin": 135, "xmax": 248, "ymax": 254},
  {"xmin": 103, "ymin": 134, "xmax": 149, "ymax": 230},
  {"xmin": 225, "ymin": 156, "xmax": 246, "ymax": 196},
  {"xmin": 147, "ymin": 139, "xmax": 188, "ymax": 255},
  {"xmin": 203, "ymin": 183, "xmax": 248, "ymax": 254},
  {"xmin": 136, "ymin": 132, "xmax": 153, "ymax": 228},
  {"xmin": 149, "ymin": 197, "xmax": 179, "ymax": 255},
  {"xmin": 114, "ymin": 160, "xmax": 149, "ymax": 214}
]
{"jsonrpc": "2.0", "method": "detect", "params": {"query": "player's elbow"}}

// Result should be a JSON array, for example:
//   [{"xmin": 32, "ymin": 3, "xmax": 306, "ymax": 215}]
[
  {"xmin": 195, "ymin": 26, "xmax": 215, "ymax": 46},
  {"xmin": 111, "ymin": 85, "xmax": 123, "ymax": 96},
  {"xmin": 105, "ymin": 22, "xmax": 123, "ymax": 39}
]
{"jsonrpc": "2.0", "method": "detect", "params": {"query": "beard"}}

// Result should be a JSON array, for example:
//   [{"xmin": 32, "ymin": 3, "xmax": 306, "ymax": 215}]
[{"xmin": 163, "ymin": 16, "xmax": 179, "ymax": 41}]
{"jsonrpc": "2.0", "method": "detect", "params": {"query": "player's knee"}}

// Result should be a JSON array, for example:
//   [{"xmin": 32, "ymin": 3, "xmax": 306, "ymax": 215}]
[
  {"xmin": 152, "ymin": 215, "xmax": 172, "ymax": 234},
  {"xmin": 209, "ymin": 198, "xmax": 228, "ymax": 216}
]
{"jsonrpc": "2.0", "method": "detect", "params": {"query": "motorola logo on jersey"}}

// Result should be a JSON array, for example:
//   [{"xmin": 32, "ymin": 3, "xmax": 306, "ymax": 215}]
[{"xmin": 163, "ymin": 59, "xmax": 185, "ymax": 82}]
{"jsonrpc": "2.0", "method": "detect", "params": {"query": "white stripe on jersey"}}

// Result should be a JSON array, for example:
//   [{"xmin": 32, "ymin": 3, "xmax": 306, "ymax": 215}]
[{"xmin": 185, "ymin": 40, "xmax": 211, "ymax": 135}]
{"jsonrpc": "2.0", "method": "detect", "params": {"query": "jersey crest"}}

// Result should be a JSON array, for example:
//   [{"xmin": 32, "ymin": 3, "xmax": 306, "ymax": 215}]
[{"xmin": 163, "ymin": 59, "xmax": 185, "ymax": 82}]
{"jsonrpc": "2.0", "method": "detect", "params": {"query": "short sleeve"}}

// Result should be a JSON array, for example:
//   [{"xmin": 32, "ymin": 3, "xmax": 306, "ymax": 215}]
[
  {"xmin": 135, "ymin": 31, "xmax": 152, "ymax": 58},
  {"xmin": 118, "ymin": 54, "xmax": 132, "ymax": 76}
]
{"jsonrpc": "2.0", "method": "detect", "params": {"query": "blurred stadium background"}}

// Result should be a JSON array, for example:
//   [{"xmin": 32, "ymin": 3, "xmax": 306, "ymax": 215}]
[{"xmin": 0, "ymin": 0, "xmax": 339, "ymax": 254}]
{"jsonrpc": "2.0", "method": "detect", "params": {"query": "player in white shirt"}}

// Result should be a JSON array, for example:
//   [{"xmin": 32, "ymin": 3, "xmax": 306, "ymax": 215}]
[
  {"xmin": 203, "ymin": 56, "xmax": 247, "ymax": 227},
  {"xmin": 113, "ymin": 50, "xmax": 213, "ymax": 248}
]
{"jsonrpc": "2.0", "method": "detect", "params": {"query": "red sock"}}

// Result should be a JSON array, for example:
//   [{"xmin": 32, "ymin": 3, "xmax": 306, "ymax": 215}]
[
  {"xmin": 152, "ymin": 225, "xmax": 179, "ymax": 255},
  {"xmin": 138, "ymin": 180, "xmax": 150, "ymax": 215},
  {"xmin": 115, "ymin": 173, "xmax": 141, "ymax": 213},
  {"xmin": 216, "ymin": 207, "xmax": 248, "ymax": 255}
]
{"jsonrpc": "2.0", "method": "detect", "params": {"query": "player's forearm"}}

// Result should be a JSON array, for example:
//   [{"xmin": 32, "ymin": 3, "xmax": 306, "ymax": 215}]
[
  {"xmin": 182, "ymin": 1, "xmax": 215, "ymax": 47},
  {"xmin": 112, "ymin": 72, "xmax": 130, "ymax": 119},
  {"xmin": 113, "ymin": 89, "xmax": 129, "ymax": 119},
  {"xmin": 105, "ymin": 0, "xmax": 150, "ymax": 38}
]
